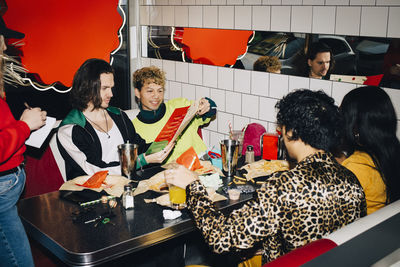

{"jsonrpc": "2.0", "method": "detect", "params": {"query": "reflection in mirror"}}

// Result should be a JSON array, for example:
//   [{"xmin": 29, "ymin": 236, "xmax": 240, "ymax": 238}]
[{"xmin": 142, "ymin": 26, "xmax": 400, "ymax": 89}]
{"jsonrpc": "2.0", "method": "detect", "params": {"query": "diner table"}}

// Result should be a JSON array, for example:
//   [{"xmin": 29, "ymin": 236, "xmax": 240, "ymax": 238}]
[{"xmin": 18, "ymin": 165, "xmax": 255, "ymax": 266}]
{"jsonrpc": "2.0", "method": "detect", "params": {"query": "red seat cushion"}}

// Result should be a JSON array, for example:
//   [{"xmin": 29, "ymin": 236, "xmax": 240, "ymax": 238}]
[{"xmin": 263, "ymin": 238, "xmax": 337, "ymax": 267}]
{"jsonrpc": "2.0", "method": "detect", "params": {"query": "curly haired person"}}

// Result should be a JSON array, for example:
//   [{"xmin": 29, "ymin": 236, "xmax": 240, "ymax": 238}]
[{"xmin": 165, "ymin": 89, "xmax": 366, "ymax": 264}]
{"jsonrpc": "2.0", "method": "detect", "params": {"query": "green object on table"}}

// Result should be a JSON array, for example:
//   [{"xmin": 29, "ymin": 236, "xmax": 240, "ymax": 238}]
[{"xmin": 145, "ymin": 141, "xmax": 168, "ymax": 155}]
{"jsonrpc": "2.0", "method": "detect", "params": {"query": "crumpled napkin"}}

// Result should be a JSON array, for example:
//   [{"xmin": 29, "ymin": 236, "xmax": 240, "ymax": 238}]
[
  {"xmin": 59, "ymin": 175, "xmax": 131, "ymax": 197},
  {"xmin": 199, "ymin": 172, "xmax": 223, "ymax": 189},
  {"xmin": 163, "ymin": 209, "xmax": 182, "ymax": 220},
  {"xmin": 144, "ymin": 187, "xmax": 227, "ymax": 208}
]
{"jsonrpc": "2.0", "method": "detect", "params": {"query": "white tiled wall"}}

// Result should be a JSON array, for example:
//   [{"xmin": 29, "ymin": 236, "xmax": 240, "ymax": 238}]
[{"xmin": 133, "ymin": 1, "xmax": 400, "ymax": 148}]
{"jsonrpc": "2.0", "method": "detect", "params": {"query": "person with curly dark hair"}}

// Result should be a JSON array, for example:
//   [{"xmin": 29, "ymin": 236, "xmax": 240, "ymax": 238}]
[
  {"xmin": 164, "ymin": 89, "xmax": 366, "ymax": 264},
  {"xmin": 253, "ymin": 55, "xmax": 281, "ymax": 73},
  {"xmin": 339, "ymin": 86, "xmax": 400, "ymax": 214},
  {"xmin": 57, "ymin": 59, "xmax": 173, "ymax": 180}
]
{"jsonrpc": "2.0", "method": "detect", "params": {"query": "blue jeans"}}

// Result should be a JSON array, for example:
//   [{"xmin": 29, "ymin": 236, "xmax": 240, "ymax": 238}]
[{"xmin": 0, "ymin": 167, "xmax": 34, "ymax": 267}]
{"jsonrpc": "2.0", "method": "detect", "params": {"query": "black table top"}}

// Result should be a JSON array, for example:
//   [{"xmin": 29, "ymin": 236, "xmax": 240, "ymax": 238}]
[{"xmin": 18, "ymin": 166, "xmax": 255, "ymax": 266}]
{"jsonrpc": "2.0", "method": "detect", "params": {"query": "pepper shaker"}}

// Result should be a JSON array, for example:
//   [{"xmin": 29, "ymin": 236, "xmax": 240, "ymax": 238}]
[{"xmin": 245, "ymin": 145, "xmax": 255, "ymax": 164}]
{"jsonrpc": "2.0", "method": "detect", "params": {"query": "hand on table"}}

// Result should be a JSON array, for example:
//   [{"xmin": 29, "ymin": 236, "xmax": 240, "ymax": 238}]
[
  {"xmin": 145, "ymin": 141, "xmax": 175, "ymax": 164},
  {"xmin": 164, "ymin": 165, "xmax": 198, "ymax": 189},
  {"xmin": 196, "ymin": 98, "xmax": 211, "ymax": 116},
  {"xmin": 20, "ymin": 107, "xmax": 47, "ymax": 131}
]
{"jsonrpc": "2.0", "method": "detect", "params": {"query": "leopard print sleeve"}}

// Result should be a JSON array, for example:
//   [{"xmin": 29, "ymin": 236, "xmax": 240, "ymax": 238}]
[{"xmin": 186, "ymin": 179, "xmax": 281, "ymax": 254}]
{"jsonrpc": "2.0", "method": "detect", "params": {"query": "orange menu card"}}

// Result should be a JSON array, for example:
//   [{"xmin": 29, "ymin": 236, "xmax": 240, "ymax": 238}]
[{"xmin": 154, "ymin": 106, "xmax": 191, "ymax": 142}]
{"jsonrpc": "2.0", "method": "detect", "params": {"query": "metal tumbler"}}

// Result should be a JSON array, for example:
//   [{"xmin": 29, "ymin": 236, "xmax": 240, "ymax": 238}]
[
  {"xmin": 118, "ymin": 143, "xmax": 138, "ymax": 179},
  {"xmin": 220, "ymin": 139, "xmax": 240, "ymax": 177}
]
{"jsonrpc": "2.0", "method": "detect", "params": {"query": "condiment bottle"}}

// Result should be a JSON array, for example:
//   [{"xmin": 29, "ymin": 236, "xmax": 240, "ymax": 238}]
[
  {"xmin": 245, "ymin": 145, "xmax": 255, "ymax": 164},
  {"xmin": 122, "ymin": 184, "xmax": 134, "ymax": 209}
]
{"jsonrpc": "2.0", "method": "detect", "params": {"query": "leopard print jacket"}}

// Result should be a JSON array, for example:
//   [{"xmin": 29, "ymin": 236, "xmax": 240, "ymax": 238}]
[{"xmin": 186, "ymin": 151, "xmax": 367, "ymax": 263}]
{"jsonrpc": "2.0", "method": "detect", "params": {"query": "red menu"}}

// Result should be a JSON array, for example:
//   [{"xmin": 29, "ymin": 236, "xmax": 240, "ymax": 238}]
[{"xmin": 154, "ymin": 106, "xmax": 191, "ymax": 142}]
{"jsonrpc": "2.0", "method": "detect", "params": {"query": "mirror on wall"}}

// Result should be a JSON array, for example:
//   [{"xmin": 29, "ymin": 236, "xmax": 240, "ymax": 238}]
[{"xmin": 142, "ymin": 26, "xmax": 400, "ymax": 89}]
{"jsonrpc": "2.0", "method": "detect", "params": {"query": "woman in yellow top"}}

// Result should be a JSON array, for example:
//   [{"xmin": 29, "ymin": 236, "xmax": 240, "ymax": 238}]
[{"xmin": 339, "ymin": 86, "xmax": 400, "ymax": 214}]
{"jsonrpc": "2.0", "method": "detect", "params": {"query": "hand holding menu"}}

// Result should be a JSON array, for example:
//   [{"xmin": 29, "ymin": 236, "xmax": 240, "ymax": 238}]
[{"xmin": 25, "ymin": 116, "xmax": 57, "ymax": 148}]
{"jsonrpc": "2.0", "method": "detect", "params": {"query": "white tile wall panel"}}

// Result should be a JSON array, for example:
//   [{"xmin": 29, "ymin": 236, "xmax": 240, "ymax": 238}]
[
  {"xmin": 252, "ymin": 6, "xmax": 271, "ymax": 32},
  {"xmin": 203, "ymin": 65, "xmax": 218, "ymax": 88},
  {"xmin": 140, "ymin": 6, "xmax": 150, "ymax": 25},
  {"xmin": 244, "ymin": 0, "xmax": 261, "ymax": 5},
  {"xmin": 219, "ymin": 6, "xmax": 234, "ymax": 29},
  {"xmin": 234, "ymin": 115, "xmax": 250, "ymax": 131},
  {"xmin": 227, "ymin": 0, "xmax": 244, "ymax": 4},
  {"xmin": 211, "ymin": 0, "xmax": 226, "ymax": 5},
  {"xmin": 302, "ymin": 0, "xmax": 324, "ymax": 4},
  {"xmin": 271, "ymin": 6, "xmax": 291, "ymax": 32},
  {"xmin": 175, "ymin": 6, "xmax": 189, "ymax": 27},
  {"xmin": 269, "ymin": 73, "xmax": 289, "ymax": 99},
  {"xmin": 251, "ymin": 71, "xmax": 269, "ymax": 97},
  {"xmin": 181, "ymin": 83, "xmax": 197, "ymax": 100},
  {"xmin": 350, "ymin": 0, "xmax": 375, "ymax": 5},
  {"xmin": 289, "ymin": 76, "xmax": 310, "ymax": 93},
  {"xmin": 335, "ymin": 7, "xmax": 361, "ymax": 36},
  {"xmin": 176, "ymin": 62, "xmax": 189, "ymax": 83},
  {"xmin": 388, "ymin": 7, "xmax": 400, "ymax": 38},
  {"xmin": 385, "ymin": 88, "xmax": 400, "ymax": 120},
  {"xmin": 189, "ymin": 6, "xmax": 203, "ymax": 27},
  {"xmin": 262, "ymin": 0, "xmax": 282, "ymax": 4},
  {"xmin": 312, "ymin": 6, "xmax": 336, "ymax": 34},
  {"xmin": 225, "ymin": 91, "xmax": 242, "ymax": 115},
  {"xmin": 267, "ymin": 121, "xmax": 278, "ymax": 133},
  {"xmin": 234, "ymin": 69, "xmax": 251, "ymax": 93},
  {"xmin": 309, "ymin": 78, "xmax": 333, "ymax": 96},
  {"xmin": 259, "ymin": 97, "xmax": 278, "ymax": 123},
  {"xmin": 197, "ymin": 0, "xmax": 211, "ymax": 4},
  {"xmin": 189, "ymin": 63, "xmax": 203, "ymax": 85},
  {"xmin": 196, "ymin": 86, "xmax": 211, "ymax": 99},
  {"xmin": 141, "ymin": 57, "xmax": 151, "ymax": 67},
  {"xmin": 169, "ymin": 0, "xmax": 182, "ymax": 4},
  {"xmin": 169, "ymin": 81, "xmax": 183, "ymax": 99},
  {"xmin": 217, "ymin": 112, "xmax": 234, "ymax": 133},
  {"xmin": 150, "ymin": 58, "xmax": 163, "ymax": 69},
  {"xmin": 155, "ymin": 0, "xmax": 169, "ymax": 5},
  {"xmin": 250, "ymin": 119, "xmax": 269, "ymax": 132},
  {"xmin": 235, "ymin": 6, "xmax": 252, "ymax": 30},
  {"xmin": 291, "ymin": 6, "xmax": 312, "ymax": 33},
  {"xmin": 325, "ymin": 0, "xmax": 349, "ymax": 4},
  {"xmin": 164, "ymin": 81, "xmax": 171, "ymax": 101},
  {"xmin": 282, "ymin": 0, "xmax": 301, "ymax": 4},
  {"xmin": 360, "ymin": 7, "xmax": 388, "ymax": 37},
  {"xmin": 242, "ymin": 94, "xmax": 259, "ymax": 118},
  {"xmin": 182, "ymin": 0, "xmax": 196, "ymax": 4},
  {"xmin": 201, "ymin": 129, "xmax": 210, "ymax": 148},
  {"xmin": 162, "ymin": 6, "xmax": 175, "ymax": 26},
  {"xmin": 331, "ymin": 81, "xmax": 356, "ymax": 106},
  {"xmin": 211, "ymin": 88, "xmax": 226, "ymax": 112},
  {"xmin": 209, "ymin": 131, "xmax": 226, "ymax": 150},
  {"xmin": 203, "ymin": 6, "xmax": 219, "ymax": 28},
  {"xmin": 149, "ymin": 6, "xmax": 163, "ymax": 26},
  {"xmin": 218, "ymin": 67, "xmax": 234, "ymax": 90},
  {"xmin": 206, "ymin": 111, "xmax": 219, "ymax": 130},
  {"xmin": 377, "ymin": 0, "xmax": 400, "ymax": 5},
  {"xmin": 162, "ymin": 60, "xmax": 176, "ymax": 81},
  {"xmin": 143, "ymin": 0, "xmax": 155, "ymax": 5}
]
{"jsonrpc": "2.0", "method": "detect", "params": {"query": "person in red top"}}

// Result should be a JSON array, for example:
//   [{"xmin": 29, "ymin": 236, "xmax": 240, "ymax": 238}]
[{"xmin": 0, "ymin": 17, "xmax": 47, "ymax": 266}]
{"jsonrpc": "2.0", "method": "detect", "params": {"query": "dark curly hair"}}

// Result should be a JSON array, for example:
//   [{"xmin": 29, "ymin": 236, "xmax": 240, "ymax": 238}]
[
  {"xmin": 70, "ymin": 58, "xmax": 114, "ymax": 111},
  {"xmin": 275, "ymin": 89, "xmax": 341, "ymax": 152}
]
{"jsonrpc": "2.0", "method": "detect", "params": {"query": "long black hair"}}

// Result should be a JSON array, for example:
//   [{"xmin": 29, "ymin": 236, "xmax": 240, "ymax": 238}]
[{"xmin": 340, "ymin": 86, "xmax": 400, "ymax": 203}]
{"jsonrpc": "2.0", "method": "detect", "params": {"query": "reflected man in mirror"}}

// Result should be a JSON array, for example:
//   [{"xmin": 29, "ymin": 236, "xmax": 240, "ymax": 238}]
[{"xmin": 306, "ymin": 41, "xmax": 335, "ymax": 79}]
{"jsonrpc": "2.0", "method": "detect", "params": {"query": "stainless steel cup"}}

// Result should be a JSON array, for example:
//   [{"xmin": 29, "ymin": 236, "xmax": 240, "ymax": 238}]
[
  {"xmin": 118, "ymin": 143, "xmax": 138, "ymax": 179},
  {"xmin": 220, "ymin": 139, "xmax": 239, "ymax": 177}
]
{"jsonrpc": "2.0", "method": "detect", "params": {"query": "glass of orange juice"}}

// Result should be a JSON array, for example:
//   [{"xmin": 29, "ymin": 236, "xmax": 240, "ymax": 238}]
[{"xmin": 168, "ymin": 185, "xmax": 186, "ymax": 209}]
